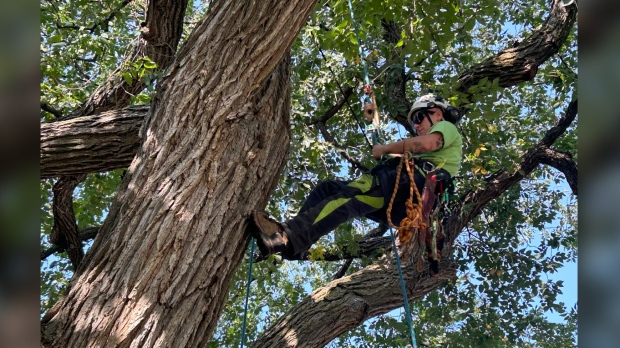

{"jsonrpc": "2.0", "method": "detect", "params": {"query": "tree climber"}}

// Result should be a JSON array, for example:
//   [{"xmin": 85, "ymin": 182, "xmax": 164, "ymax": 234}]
[{"xmin": 247, "ymin": 93, "xmax": 463, "ymax": 260}]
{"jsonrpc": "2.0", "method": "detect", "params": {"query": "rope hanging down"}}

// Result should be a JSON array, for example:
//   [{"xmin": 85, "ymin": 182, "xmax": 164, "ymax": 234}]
[
  {"xmin": 344, "ymin": 3, "xmax": 420, "ymax": 344},
  {"xmin": 386, "ymin": 152, "xmax": 426, "ymax": 244},
  {"xmin": 346, "ymin": 0, "xmax": 370, "ymax": 87},
  {"xmin": 346, "ymin": 0, "xmax": 381, "ymax": 148}
]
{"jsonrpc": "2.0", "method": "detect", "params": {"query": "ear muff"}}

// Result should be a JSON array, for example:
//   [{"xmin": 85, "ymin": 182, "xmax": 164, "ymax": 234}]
[{"xmin": 443, "ymin": 106, "xmax": 461, "ymax": 124}]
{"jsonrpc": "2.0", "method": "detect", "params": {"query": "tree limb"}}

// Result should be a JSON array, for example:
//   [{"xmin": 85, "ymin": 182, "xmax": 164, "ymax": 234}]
[
  {"xmin": 390, "ymin": 0, "xmax": 577, "ymax": 130},
  {"xmin": 70, "ymin": 0, "xmax": 190, "ymax": 116},
  {"xmin": 331, "ymin": 259, "xmax": 353, "ymax": 280},
  {"xmin": 251, "ymin": 256, "xmax": 457, "ymax": 348},
  {"xmin": 253, "ymin": 99, "xmax": 578, "ymax": 347},
  {"xmin": 538, "ymin": 147, "xmax": 578, "ymax": 195},
  {"xmin": 456, "ymin": 0, "xmax": 577, "ymax": 93},
  {"xmin": 42, "ymin": 227, "xmax": 100, "ymax": 260},
  {"xmin": 542, "ymin": 99, "xmax": 577, "ymax": 146},
  {"xmin": 51, "ymin": 175, "xmax": 87, "ymax": 269},
  {"xmin": 40, "ymin": 106, "xmax": 147, "ymax": 178},
  {"xmin": 41, "ymin": 102, "xmax": 63, "ymax": 119}
]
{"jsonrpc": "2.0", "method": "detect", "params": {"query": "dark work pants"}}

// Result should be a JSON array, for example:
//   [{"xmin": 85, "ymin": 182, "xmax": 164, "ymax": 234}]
[{"xmin": 282, "ymin": 160, "xmax": 443, "ymax": 258}]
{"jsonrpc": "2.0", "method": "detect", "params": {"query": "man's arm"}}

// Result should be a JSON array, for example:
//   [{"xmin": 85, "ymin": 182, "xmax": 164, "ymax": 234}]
[{"xmin": 372, "ymin": 133, "xmax": 443, "ymax": 160}]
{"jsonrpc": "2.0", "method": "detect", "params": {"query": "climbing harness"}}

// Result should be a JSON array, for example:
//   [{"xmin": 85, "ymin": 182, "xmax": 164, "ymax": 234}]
[{"xmin": 240, "ymin": 238, "xmax": 255, "ymax": 348}]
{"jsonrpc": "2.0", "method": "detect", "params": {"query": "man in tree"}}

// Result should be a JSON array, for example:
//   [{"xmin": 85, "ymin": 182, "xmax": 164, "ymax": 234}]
[{"xmin": 248, "ymin": 93, "xmax": 463, "ymax": 260}]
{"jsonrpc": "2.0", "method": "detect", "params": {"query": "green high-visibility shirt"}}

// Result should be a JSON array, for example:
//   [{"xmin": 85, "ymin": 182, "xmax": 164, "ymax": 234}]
[{"xmin": 415, "ymin": 121, "xmax": 463, "ymax": 177}]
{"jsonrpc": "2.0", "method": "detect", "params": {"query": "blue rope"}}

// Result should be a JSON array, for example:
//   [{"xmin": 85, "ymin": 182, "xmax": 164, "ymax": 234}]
[
  {"xmin": 389, "ymin": 228, "xmax": 418, "ymax": 348},
  {"xmin": 347, "ymin": 3, "xmax": 416, "ymax": 344},
  {"xmin": 240, "ymin": 238, "xmax": 255, "ymax": 348},
  {"xmin": 346, "ymin": 0, "xmax": 371, "ymax": 87}
]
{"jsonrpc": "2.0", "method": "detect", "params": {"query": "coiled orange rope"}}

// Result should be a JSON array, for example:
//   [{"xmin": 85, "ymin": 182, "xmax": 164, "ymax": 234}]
[{"xmin": 385, "ymin": 152, "xmax": 426, "ymax": 245}]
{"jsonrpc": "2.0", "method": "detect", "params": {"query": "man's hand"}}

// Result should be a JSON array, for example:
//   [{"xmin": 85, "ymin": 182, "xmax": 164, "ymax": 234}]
[{"xmin": 372, "ymin": 144, "xmax": 385, "ymax": 160}]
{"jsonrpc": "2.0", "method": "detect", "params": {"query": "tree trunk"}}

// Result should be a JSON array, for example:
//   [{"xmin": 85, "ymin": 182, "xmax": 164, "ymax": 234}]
[{"xmin": 41, "ymin": 1, "xmax": 319, "ymax": 346}]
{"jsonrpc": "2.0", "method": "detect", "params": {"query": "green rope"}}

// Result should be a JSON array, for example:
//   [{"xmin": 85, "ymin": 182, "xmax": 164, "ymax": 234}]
[
  {"xmin": 389, "ymin": 228, "xmax": 418, "ymax": 348},
  {"xmin": 240, "ymin": 238, "xmax": 255, "ymax": 348},
  {"xmin": 346, "ymin": 0, "xmax": 371, "ymax": 87}
]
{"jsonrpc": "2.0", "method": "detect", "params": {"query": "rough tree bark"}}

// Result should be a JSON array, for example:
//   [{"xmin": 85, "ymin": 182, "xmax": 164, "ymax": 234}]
[
  {"xmin": 43, "ymin": 0, "xmax": 191, "ymax": 290},
  {"xmin": 51, "ymin": 174, "xmax": 88, "ymax": 268},
  {"xmin": 41, "ymin": 1, "xmax": 319, "ymax": 347},
  {"xmin": 41, "ymin": 106, "xmax": 147, "ymax": 178}
]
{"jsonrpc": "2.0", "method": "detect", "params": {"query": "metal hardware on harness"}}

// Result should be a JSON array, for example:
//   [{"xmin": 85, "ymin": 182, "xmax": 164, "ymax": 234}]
[{"xmin": 420, "ymin": 161, "xmax": 436, "ymax": 173}]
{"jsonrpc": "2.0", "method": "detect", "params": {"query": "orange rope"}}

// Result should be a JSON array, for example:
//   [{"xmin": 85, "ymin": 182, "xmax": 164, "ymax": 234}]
[{"xmin": 385, "ymin": 152, "xmax": 426, "ymax": 245}]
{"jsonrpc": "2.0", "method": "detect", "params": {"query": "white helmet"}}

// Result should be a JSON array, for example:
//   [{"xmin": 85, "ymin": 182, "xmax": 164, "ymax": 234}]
[{"xmin": 407, "ymin": 93, "xmax": 460, "ymax": 124}]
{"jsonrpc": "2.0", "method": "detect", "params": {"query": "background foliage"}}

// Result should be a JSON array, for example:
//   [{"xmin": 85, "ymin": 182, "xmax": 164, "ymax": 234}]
[{"xmin": 41, "ymin": 0, "xmax": 577, "ymax": 346}]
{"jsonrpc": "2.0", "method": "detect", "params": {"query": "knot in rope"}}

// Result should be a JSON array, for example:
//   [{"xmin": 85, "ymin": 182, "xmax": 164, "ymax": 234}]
[{"xmin": 386, "ymin": 152, "xmax": 425, "ymax": 246}]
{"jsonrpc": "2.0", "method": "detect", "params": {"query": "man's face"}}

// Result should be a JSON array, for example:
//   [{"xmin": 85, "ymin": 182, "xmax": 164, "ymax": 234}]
[{"xmin": 413, "ymin": 107, "xmax": 442, "ymax": 136}]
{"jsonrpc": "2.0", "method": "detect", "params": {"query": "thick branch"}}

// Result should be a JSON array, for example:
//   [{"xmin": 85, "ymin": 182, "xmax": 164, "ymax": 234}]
[
  {"xmin": 71, "ymin": 0, "xmax": 190, "ymax": 116},
  {"xmin": 457, "ymin": 0, "xmax": 577, "ymax": 93},
  {"xmin": 42, "ymin": 227, "xmax": 100, "ymax": 260},
  {"xmin": 331, "ymin": 259, "xmax": 353, "ymax": 280},
  {"xmin": 538, "ymin": 147, "xmax": 578, "ymax": 195},
  {"xmin": 252, "ymin": 257, "xmax": 457, "ymax": 348},
  {"xmin": 542, "ymin": 99, "xmax": 577, "ymax": 146},
  {"xmin": 41, "ymin": 102, "xmax": 63, "ymax": 119},
  {"xmin": 51, "ymin": 175, "xmax": 87, "ymax": 269},
  {"xmin": 40, "ymin": 106, "xmax": 147, "ymax": 178}
]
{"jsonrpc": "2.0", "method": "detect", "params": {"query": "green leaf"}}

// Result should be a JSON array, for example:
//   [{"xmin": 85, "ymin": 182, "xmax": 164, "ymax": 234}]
[
  {"xmin": 349, "ymin": 34, "xmax": 358, "ymax": 46},
  {"xmin": 122, "ymin": 72, "xmax": 133, "ymax": 85},
  {"xmin": 49, "ymin": 35, "xmax": 63, "ymax": 43}
]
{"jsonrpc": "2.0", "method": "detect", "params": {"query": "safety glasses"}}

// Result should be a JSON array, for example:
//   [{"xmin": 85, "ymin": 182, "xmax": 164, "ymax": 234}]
[{"xmin": 411, "ymin": 109, "xmax": 431, "ymax": 125}]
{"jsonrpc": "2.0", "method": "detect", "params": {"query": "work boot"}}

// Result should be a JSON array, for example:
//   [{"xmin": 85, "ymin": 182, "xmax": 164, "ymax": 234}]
[{"xmin": 246, "ymin": 210, "xmax": 290, "ymax": 258}]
